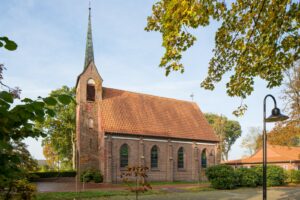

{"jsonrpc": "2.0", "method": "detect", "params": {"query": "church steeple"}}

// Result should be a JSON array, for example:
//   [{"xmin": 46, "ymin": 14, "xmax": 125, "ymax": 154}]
[{"xmin": 84, "ymin": 5, "xmax": 94, "ymax": 69}]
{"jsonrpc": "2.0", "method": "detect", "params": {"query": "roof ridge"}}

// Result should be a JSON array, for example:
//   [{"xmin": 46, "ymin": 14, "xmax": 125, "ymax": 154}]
[{"xmin": 103, "ymin": 87, "xmax": 196, "ymax": 104}]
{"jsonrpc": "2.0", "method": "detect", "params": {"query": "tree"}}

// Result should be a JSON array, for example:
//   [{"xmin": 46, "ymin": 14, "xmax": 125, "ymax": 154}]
[
  {"xmin": 282, "ymin": 62, "xmax": 300, "ymax": 123},
  {"xmin": 268, "ymin": 123, "xmax": 300, "ymax": 146},
  {"xmin": 146, "ymin": 0, "xmax": 299, "ymax": 115},
  {"xmin": 241, "ymin": 127, "xmax": 262, "ymax": 156},
  {"xmin": 121, "ymin": 166, "xmax": 152, "ymax": 200},
  {"xmin": 264, "ymin": 62, "xmax": 300, "ymax": 147},
  {"xmin": 0, "ymin": 89, "xmax": 73, "ymax": 196},
  {"xmin": 42, "ymin": 140, "xmax": 59, "ymax": 170},
  {"xmin": 0, "ymin": 37, "xmax": 73, "ymax": 197},
  {"xmin": 205, "ymin": 113, "xmax": 242, "ymax": 161},
  {"xmin": 37, "ymin": 86, "xmax": 76, "ymax": 170}
]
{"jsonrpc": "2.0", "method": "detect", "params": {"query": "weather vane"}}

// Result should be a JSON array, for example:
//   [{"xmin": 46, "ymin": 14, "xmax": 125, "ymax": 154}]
[{"xmin": 190, "ymin": 93, "xmax": 194, "ymax": 101}]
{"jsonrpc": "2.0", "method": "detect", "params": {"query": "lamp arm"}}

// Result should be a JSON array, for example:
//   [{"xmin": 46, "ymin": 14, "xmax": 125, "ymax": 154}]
[{"xmin": 263, "ymin": 94, "xmax": 277, "ymax": 113}]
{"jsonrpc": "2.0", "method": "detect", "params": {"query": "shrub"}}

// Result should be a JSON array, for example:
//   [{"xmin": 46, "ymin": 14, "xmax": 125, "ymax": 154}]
[
  {"xmin": 80, "ymin": 169, "xmax": 103, "ymax": 183},
  {"xmin": 286, "ymin": 169, "xmax": 300, "ymax": 183},
  {"xmin": 206, "ymin": 164, "xmax": 237, "ymax": 189},
  {"xmin": 0, "ymin": 179, "xmax": 36, "ymax": 200},
  {"xmin": 30, "ymin": 171, "xmax": 76, "ymax": 179},
  {"xmin": 15, "ymin": 179, "xmax": 37, "ymax": 200},
  {"xmin": 235, "ymin": 168, "xmax": 259, "ymax": 187},
  {"xmin": 93, "ymin": 171, "xmax": 104, "ymax": 183},
  {"xmin": 253, "ymin": 165, "xmax": 286, "ymax": 186}
]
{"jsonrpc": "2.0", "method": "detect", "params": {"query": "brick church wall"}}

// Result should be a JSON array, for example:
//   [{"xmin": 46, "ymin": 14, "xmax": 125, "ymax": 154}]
[{"xmin": 105, "ymin": 134, "xmax": 217, "ymax": 183}]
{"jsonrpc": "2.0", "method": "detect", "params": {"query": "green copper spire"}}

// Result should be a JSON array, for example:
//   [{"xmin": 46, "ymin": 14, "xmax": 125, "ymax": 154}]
[{"xmin": 84, "ymin": 5, "xmax": 94, "ymax": 69}]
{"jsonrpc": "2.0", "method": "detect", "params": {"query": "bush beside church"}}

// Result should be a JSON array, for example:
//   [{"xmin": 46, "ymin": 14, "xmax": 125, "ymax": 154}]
[{"xmin": 206, "ymin": 164, "xmax": 292, "ymax": 189}]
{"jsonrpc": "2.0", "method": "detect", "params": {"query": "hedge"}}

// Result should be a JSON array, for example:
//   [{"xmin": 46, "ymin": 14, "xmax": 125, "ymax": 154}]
[
  {"xmin": 286, "ymin": 169, "xmax": 300, "ymax": 183},
  {"xmin": 206, "ymin": 164, "xmax": 288, "ymax": 190},
  {"xmin": 253, "ymin": 165, "xmax": 287, "ymax": 186},
  {"xmin": 235, "ymin": 168, "xmax": 259, "ymax": 187},
  {"xmin": 206, "ymin": 164, "xmax": 237, "ymax": 189},
  {"xmin": 30, "ymin": 171, "xmax": 76, "ymax": 178}
]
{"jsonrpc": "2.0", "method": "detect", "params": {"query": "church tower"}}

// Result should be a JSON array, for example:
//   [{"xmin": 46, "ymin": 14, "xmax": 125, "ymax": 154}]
[{"xmin": 75, "ymin": 6, "xmax": 104, "ymax": 174}]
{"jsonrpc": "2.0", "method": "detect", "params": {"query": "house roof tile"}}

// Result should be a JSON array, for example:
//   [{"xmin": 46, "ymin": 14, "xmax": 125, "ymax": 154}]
[{"xmin": 225, "ymin": 145, "xmax": 300, "ymax": 164}]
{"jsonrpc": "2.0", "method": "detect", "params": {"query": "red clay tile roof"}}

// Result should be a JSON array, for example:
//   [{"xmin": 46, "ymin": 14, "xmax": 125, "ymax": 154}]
[
  {"xmin": 101, "ymin": 87, "xmax": 219, "ymax": 142},
  {"xmin": 225, "ymin": 145, "xmax": 300, "ymax": 164}
]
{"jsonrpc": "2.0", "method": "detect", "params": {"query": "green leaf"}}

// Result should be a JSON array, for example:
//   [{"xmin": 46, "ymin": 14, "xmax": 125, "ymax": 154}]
[
  {"xmin": 58, "ymin": 94, "xmax": 72, "ymax": 105},
  {"xmin": 0, "ymin": 36, "xmax": 17, "ymax": 51},
  {"xmin": 5, "ymin": 40, "xmax": 18, "ymax": 51},
  {"xmin": 21, "ymin": 98, "xmax": 33, "ymax": 103},
  {"xmin": 43, "ymin": 97, "xmax": 57, "ymax": 106},
  {"xmin": 46, "ymin": 109, "xmax": 55, "ymax": 117},
  {"xmin": 0, "ymin": 91, "xmax": 14, "ymax": 103}
]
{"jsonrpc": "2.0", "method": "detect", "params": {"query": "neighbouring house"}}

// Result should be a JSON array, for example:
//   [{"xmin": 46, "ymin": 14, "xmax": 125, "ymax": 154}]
[
  {"xmin": 225, "ymin": 145, "xmax": 300, "ymax": 170},
  {"xmin": 75, "ymin": 7, "xmax": 219, "ymax": 183}
]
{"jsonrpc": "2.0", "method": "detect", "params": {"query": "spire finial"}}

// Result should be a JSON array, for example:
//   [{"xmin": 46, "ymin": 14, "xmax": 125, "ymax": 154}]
[{"xmin": 84, "ymin": 1, "xmax": 94, "ymax": 69}]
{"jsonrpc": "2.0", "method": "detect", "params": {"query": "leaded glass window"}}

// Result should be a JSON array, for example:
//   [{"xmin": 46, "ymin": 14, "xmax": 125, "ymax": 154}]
[
  {"xmin": 151, "ymin": 145, "xmax": 158, "ymax": 168},
  {"xmin": 201, "ymin": 149, "xmax": 207, "ymax": 168},
  {"xmin": 120, "ymin": 144, "xmax": 128, "ymax": 168},
  {"xmin": 177, "ymin": 147, "xmax": 184, "ymax": 169}
]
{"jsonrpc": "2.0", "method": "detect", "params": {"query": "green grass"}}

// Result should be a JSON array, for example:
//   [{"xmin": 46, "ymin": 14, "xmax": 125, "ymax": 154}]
[
  {"xmin": 36, "ymin": 190, "xmax": 163, "ymax": 200},
  {"xmin": 183, "ymin": 186, "xmax": 216, "ymax": 192},
  {"xmin": 129, "ymin": 181, "xmax": 208, "ymax": 186},
  {"xmin": 37, "ymin": 191, "xmax": 128, "ymax": 200}
]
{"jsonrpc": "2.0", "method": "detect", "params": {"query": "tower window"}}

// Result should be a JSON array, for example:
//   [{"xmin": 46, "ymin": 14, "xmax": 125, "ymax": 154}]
[
  {"xmin": 88, "ymin": 118, "xmax": 94, "ymax": 129},
  {"xmin": 87, "ymin": 79, "xmax": 95, "ymax": 101}
]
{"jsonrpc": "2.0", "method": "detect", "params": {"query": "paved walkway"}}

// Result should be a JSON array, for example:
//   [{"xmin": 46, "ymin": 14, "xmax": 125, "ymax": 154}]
[
  {"xmin": 35, "ymin": 178, "xmax": 300, "ymax": 199},
  {"xmin": 108, "ymin": 187, "xmax": 300, "ymax": 200},
  {"xmin": 35, "ymin": 178, "xmax": 208, "ymax": 193}
]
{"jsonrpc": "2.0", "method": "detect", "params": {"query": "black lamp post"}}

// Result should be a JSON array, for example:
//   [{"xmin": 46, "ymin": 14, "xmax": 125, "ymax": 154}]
[{"xmin": 263, "ymin": 94, "xmax": 288, "ymax": 200}]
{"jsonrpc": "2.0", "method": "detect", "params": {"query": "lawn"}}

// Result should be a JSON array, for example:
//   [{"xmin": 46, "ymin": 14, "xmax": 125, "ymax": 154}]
[
  {"xmin": 36, "ymin": 186, "xmax": 300, "ymax": 200},
  {"xmin": 36, "ymin": 190, "xmax": 164, "ymax": 200}
]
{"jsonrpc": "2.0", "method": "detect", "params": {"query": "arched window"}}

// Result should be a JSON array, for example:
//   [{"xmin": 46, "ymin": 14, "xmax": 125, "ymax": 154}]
[
  {"xmin": 87, "ymin": 79, "xmax": 95, "ymax": 101},
  {"xmin": 210, "ymin": 149, "xmax": 215, "ymax": 165},
  {"xmin": 177, "ymin": 147, "xmax": 184, "ymax": 169},
  {"xmin": 151, "ymin": 145, "xmax": 158, "ymax": 168},
  {"xmin": 201, "ymin": 149, "xmax": 207, "ymax": 168},
  {"xmin": 88, "ymin": 118, "xmax": 94, "ymax": 129},
  {"xmin": 120, "ymin": 144, "xmax": 128, "ymax": 168}
]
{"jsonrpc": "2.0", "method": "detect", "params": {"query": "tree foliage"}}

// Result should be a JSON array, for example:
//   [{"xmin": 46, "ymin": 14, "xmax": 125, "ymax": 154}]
[
  {"xmin": 282, "ymin": 62, "xmax": 300, "ymax": 123},
  {"xmin": 268, "ymin": 122, "xmax": 300, "ymax": 146},
  {"xmin": 205, "ymin": 113, "xmax": 242, "ymax": 161},
  {"xmin": 241, "ymin": 127, "xmax": 262, "ymax": 156},
  {"xmin": 265, "ymin": 62, "xmax": 300, "ymax": 147},
  {"xmin": 0, "ymin": 90, "xmax": 73, "ymax": 192},
  {"xmin": 37, "ymin": 86, "xmax": 76, "ymax": 170},
  {"xmin": 0, "ymin": 36, "xmax": 17, "ymax": 51},
  {"xmin": 121, "ymin": 166, "xmax": 152, "ymax": 200},
  {"xmin": 146, "ymin": 0, "xmax": 300, "ymax": 115},
  {"xmin": 1, "ymin": 38, "xmax": 73, "ymax": 197}
]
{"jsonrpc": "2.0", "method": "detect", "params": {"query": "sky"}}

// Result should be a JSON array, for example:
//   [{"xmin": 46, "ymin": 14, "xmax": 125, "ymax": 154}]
[{"xmin": 1, "ymin": 0, "xmax": 286, "ymax": 160}]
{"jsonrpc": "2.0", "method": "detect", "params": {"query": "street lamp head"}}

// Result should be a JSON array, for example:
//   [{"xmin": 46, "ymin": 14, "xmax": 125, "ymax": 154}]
[{"xmin": 265, "ymin": 107, "xmax": 289, "ymax": 122}]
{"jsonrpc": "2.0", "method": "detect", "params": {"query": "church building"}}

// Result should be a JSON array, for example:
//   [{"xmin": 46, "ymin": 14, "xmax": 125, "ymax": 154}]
[{"xmin": 76, "ymin": 8, "xmax": 219, "ymax": 183}]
